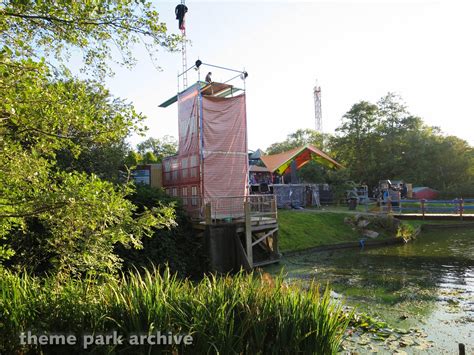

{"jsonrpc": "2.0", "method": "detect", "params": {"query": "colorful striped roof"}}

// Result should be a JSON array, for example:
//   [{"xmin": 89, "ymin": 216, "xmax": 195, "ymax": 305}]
[{"xmin": 260, "ymin": 144, "xmax": 343, "ymax": 175}]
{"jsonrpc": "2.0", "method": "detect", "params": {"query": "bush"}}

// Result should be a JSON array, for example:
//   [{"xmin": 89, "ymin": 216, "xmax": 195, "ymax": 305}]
[
  {"xmin": 117, "ymin": 185, "xmax": 207, "ymax": 277},
  {"xmin": 396, "ymin": 223, "xmax": 418, "ymax": 242}
]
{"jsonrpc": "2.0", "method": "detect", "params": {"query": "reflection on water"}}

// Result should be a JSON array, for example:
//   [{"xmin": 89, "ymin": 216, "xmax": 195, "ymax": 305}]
[{"xmin": 266, "ymin": 228, "xmax": 474, "ymax": 352}]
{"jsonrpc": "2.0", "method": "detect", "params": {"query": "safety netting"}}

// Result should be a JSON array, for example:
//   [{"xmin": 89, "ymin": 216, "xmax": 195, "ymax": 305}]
[
  {"xmin": 202, "ymin": 95, "xmax": 248, "ymax": 199},
  {"xmin": 164, "ymin": 83, "xmax": 248, "ymax": 219}
]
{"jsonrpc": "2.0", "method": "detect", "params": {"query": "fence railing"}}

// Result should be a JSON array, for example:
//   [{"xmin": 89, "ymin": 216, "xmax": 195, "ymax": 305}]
[
  {"xmin": 205, "ymin": 195, "xmax": 277, "ymax": 224},
  {"xmin": 378, "ymin": 198, "xmax": 474, "ymax": 218},
  {"xmin": 173, "ymin": 194, "xmax": 278, "ymax": 223}
]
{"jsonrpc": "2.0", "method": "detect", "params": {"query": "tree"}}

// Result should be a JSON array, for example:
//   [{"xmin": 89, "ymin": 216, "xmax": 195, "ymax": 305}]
[
  {"xmin": 0, "ymin": 1, "xmax": 182, "ymax": 275},
  {"xmin": 331, "ymin": 101, "xmax": 379, "ymax": 186},
  {"xmin": 137, "ymin": 136, "xmax": 178, "ymax": 162},
  {"xmin": 124, "ymin": 150, "xmax": 143, "ymax": 167},
  {"xmin": 56, "ymin": 139, "xmax": 130, "ymax": 182},
  {"xmin": 0, "ymin": 0, "xmax": 180, "ymax": 77},
  {"xmin": 266, "ymin": 129, "xmax": 330, "ymax": 155},
  {"xmin": 331, "ymin": 93, "xmax": 474, "ymax": 194},
  {"xmin": 0, "ymin": 56, "xmax": 176, "ymax": 276}
]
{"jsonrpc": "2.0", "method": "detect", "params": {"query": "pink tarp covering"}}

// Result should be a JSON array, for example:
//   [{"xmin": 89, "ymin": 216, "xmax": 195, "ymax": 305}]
[
  {"xmin": 168, "ymin": 86, "xmax": 248, "ymax": 218},
  {"xmin": 178, "ymin": 87, "xmax": 199, "ymax": 155},
  {"xmin": 202, "ymin": 95, "xmax": 248, "ymax": 202}
]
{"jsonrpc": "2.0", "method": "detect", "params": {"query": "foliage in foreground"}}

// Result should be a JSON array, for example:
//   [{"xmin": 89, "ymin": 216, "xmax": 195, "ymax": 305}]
[
  {"xmin": 0, "ymin": 54, "xmax": 176, "ymax": 276},
  {"xmin": 0, "ymin": 0, "xmax": 181, "ymax": 276},
  {"xmin": 118, "ymin": 185, "xmax": 207, "ymax": 278},
  {"xmin": 0, "ymin": 268, "xmax": 350, "ymax": 354}
]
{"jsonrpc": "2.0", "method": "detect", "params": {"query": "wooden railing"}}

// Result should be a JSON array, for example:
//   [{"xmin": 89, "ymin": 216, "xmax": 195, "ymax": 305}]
[
  {"xmin": 204, "ymin": 194, "xmax": 277, "ymax": 224},
  {"xmin": 379, "ymin": 197, "xmax": 474, "ymax": 219}
]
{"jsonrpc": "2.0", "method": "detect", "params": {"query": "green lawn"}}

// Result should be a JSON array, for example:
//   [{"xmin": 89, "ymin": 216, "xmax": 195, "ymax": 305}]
[
  {"xmin": 277, "ymin": 210, "xmax": 368, "ymax": 252},
  {"xmin": 276, "ymin": 210, "xmax": 473, "ymax": 253}
]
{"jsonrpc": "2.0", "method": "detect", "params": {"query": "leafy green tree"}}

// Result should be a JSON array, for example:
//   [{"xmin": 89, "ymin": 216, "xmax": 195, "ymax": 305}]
[
  {"xmin": 331, "ymin": 101, "xmax": 379, "ymax": 186},
  {"xmin": 56, "ymin": 140, "xmax": 130, "ymax": 182},
  {"xmin": 117, "ymin": 185, "xmax": 206, "ymax": 277},
  {"xmin": 124, "ymin": 150, "xmax": 143, "ymax": 167},
  {"xmin": 376, "ymin": 92, "xmax": 409, "ymax": 131},
  {"xmin": 266, "ymin": 129, "xmax": 329, "ymax": 155},
  {"xmin": 142, "ymin": 151, "xmax": 159, "ymax": 164},
  {"xmin": 137, "ymin": 136, "xmax": 178, "ymax": 162},
  {"xmin": 0, "ymin": 0, "xmax": 180, "ymax": 77},
  {"xmin": 0, "ymin": 1, "xmax": 184, "ymax": 275},
  {"xmin": 0, "ymin": 56, "xmax": 176, "ymax": 276},
  {"xmin": 331, "ymin": 93, "xmax": 473, "ymax": 195}
]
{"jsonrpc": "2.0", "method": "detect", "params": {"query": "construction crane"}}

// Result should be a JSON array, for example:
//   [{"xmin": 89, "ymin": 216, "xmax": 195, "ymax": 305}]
[{"xmin": 313, "ymin": 81, "xmax": 322, "ymax": 132}]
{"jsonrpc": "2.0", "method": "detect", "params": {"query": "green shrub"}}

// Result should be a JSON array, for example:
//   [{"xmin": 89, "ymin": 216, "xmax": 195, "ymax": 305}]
[
  {"xmin": 396, "ymin": 224, "xmax": 418, "ymax": 242},
  {"xmin": 118, "ymin": 185, "xmax": 207, "ymax": 277}
]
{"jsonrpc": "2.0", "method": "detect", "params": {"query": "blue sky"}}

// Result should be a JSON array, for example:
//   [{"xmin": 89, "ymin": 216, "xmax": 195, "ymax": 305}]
[{"xmin": 103, "ymin": 0, "xmax": 474, "ymax": 150}]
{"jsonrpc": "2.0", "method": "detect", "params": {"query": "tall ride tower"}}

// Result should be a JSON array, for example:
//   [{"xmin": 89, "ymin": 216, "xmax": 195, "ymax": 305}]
[{"xmin": 313, "ymin": 82, "xmax": 322, "ymax": 132}]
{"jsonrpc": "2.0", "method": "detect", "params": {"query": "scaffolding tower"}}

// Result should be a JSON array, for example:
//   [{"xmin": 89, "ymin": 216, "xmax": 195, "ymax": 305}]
[{"xmin": 313, "ymin": 82, "xmax": 322, "ymax": 132}]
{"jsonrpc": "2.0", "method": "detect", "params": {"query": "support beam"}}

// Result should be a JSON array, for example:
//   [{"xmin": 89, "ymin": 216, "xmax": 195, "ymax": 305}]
[
  {"xmin": 252, "ymin": 228, "xmax": 278, "ymax": 247},
  {"xmin": 244, "ymin": 201, "xmax": 253, "ymax": 268},
  {"xmin": 273, "ymin": 229, "xmax": 279, "ymax": 254},
  {"xmin": 205, "ymin": 202, "xmax": 212, "ymax": 224}
]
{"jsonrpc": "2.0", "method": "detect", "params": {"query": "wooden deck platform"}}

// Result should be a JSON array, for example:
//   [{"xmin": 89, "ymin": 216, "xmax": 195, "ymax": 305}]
[{"xmin": 192, "ymin": 196, "xmax": 280, "ymax": 271}]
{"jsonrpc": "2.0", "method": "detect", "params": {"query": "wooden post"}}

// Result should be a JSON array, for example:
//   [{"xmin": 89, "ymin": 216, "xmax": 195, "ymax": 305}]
[
  {"xmin": 459, "ymin": 198, "xmax": 464, "ymax": 221},
  {"xmin": 271, "ymin": 196, "xmax": 277, "ymax": 219},
  {"xmin": 398, "ymin": 191, "xmax": 401, "ymax": 214},
  {"xmin": 421, "ymin": 199, "xmax": 425, "ymax": 220},
  {"xmin": 205, "ymin": 202, "xmax": 212, "ymax": 225},
  {"xmin": 387, "ymin": 195, "xmax": 392, "ymax": 214},
  {"xmin": 272, "ymin": 195, "xmax": 279, "ymax": 255},
  {"xmin": 273, "ymin": 229, "xmax": 279, "ymax": 254},
  {"xmin": 244, "ymin": 201, "xmax": 253, "ymax": 268}
]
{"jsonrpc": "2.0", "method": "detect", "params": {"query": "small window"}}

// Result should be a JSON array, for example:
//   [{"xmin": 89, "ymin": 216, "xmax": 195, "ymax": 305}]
[
  {"xmin": 172, "ymin": 187, "xmax": 177, "ymax": 197},
  {"xmin": 182, "ymin": 187, "xmax": 188, "ymax": 206},
  {"xmin": 191, "ymin": 186, "xmax": 198, "ymax": 206},
  {"xmin": 171, "ymin": 158, "xmax": 179, "ymax": 170}
]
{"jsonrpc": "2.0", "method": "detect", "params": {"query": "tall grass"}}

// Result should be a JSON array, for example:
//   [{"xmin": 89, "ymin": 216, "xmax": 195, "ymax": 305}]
[{"xmin": 0, "ymin": 267, "xmax": 349, "ymax": 354}]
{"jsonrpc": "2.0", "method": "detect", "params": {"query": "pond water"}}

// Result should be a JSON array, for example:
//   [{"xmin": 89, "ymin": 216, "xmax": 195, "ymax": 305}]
[{"xmin": 265, "ymin": 228, "xmax": 474, "ymax": 353}]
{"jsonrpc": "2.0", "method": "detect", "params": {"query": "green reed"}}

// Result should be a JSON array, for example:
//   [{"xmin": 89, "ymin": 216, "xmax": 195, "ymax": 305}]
[{"xmin": 0, "ymin": 267, "xmax": 349, "ymax": 354}]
